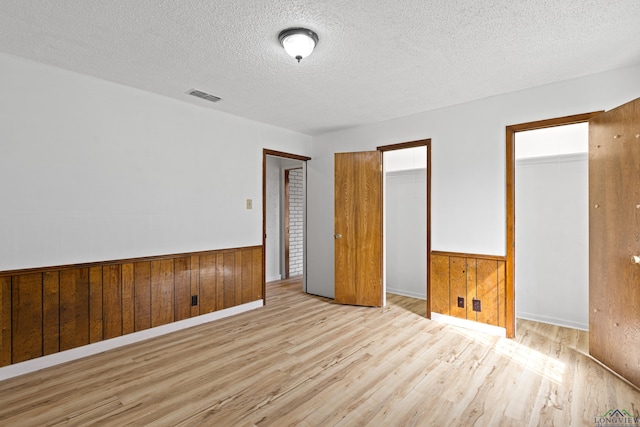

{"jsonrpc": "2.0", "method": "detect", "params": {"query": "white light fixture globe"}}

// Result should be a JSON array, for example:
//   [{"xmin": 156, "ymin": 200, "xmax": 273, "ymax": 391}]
[{"xmin": 279, "ymin": 28, "xmax": 318, "ymax": 63}]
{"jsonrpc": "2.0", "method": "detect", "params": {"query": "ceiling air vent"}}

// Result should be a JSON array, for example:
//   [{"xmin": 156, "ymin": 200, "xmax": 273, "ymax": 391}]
[{"xmin": 186, "ymin": 89, "xmax": 222, "ymax": 103}]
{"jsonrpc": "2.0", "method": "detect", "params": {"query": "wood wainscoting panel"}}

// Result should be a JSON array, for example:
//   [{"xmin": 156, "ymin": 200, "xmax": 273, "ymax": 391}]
[
  {"xmin": 465, "ymin": 258, "xmax": 477, "ymax": 322},
  {"xmin": 189, "ymin": 255, "xmax": 200, "ymax": 318},
  {"xmin": 241, "ymin": 248, "xmax": 253, "ymax": 304},
  {"xmin": 42, "ymin": 272, "xmax": 60, "ymax": 356},
  {"xmin": 234, "ymin": 250, "xmax": 243, "ymax": 306},
  {"xmin": 151, "ymin": 259, "xmax": 175, "ymax": 328},
  {"xmin": 214, "ymin": 252, "xmax": 224, "ymax": 310},
  {"xmin": 174, "ymin": 257, "xmax": 191, "ymax": 322},
  {"xmin": 103, "ymin": 265, "xmax": 123, "ymax": 340},
  {"xmin": 133, "ymin": 262, "xmax": 151, "ymax": 332},
  {"xmin": 0, "ymin": 277, "xmax": 10, "ymax": 367},
  {"xmin": 223, "ymin": 251, "xmax": 236, "ymax": 309},
  {"xmin": 88, "ymin": 267, "xmax": 103, "ymax": 343},
  {"xmin": 430, "ymin": 254, "xmax": 449, "ymax": 315},
  {"xmin": 449, "ymin": 257, "xmax": 467, "ymax": 319},
  {"xmin": 215, "ymin": 252, "xmax": 225, "ymax": 311},
  {"xmin": 122, "ymin": 264, "xmax": 135, "ymax": 335},
  {"xmin": 199, "ymin": 254, "xmax": 217, "ymax": 314},
  {"xmin": 430, "ymin": 251, "xmax": 507, "ymax": 328},
  {"xmin": 476, "ymin": 259, "xmax": 499, "ymax": 326},
  {"xmin": 0, "ymin": 246, "xmax": 264, "ymax": 367},
  {"xmin": 59, "ymin": 268, "xmax": 90, "ymax": 351},
  {"xmin": 497, "ymin": 261, "xmax": 506, "ymax": 328},
  {"xmin": 11, "ymin": 273, "xmax": 43, "ymax": 363},
  {"xmin": 251, "ymin": 247, "xmax": 263, "ymax": 301}
]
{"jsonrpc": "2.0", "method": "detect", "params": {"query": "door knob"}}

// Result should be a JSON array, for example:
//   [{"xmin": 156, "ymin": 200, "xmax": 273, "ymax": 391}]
[
  {"xmin": 631, "ymin": 255, "xmax": 640, "ymax": 264},
  {"xmin": 335, "ymin": 234, "xmax": 342, "ymax": 239}
]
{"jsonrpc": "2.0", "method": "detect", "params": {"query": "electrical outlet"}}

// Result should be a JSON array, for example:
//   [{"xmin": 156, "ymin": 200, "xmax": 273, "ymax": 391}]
[
  {"xmin": 457, "ymin": 296, "xmax": 465, "ymax": 308},
  {"xmin": 191, "ymin": 295, "xmax": 198, "ymax": 307},
  {"xmin": 472, "ymin": 299, "xmax": 481, "ymax": 312}
]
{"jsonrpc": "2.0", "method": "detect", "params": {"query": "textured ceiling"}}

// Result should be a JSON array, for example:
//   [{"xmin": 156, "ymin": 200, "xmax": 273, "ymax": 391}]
[{"xmin": 0, "ymin": 1, "xmax": 639, "ymax": 135}]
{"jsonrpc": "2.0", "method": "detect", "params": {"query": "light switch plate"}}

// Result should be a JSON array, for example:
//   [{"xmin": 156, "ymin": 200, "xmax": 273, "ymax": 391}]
[{"xmin": 246, "ymin": 199, "xmax": 252, "ymax": 209}]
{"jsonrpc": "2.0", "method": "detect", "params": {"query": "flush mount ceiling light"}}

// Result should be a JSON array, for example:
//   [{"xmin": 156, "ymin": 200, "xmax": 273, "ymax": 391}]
[{"xmin": 278, "ymin": 28, "xmax": 318, "ymax": 63}]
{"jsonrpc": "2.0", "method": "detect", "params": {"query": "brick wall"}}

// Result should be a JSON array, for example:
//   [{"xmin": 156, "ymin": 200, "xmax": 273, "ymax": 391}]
[{"xmin": 288, "ymin": 168, "xmax": 304, "ymax": 276}]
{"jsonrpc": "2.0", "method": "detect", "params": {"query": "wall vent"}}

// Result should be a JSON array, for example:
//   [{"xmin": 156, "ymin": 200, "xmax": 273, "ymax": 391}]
[{"xmin": 186, "ymin": 89, "xmax": 222, "ymax": 103}]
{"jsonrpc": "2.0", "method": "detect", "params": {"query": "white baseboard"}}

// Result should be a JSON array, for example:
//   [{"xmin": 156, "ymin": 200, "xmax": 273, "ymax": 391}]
[
  {"xmin": 517, "ymin": 311, "xmax": 588, "ymax": 331},
  {"xmin": 0, "ymin": 300, "xmax": 263, "ymax": 381},
  {"xmin": 431, "ymin": 312, "xmax": 507, "ymax": 337},
  {"xmin": 386, "ymin": 288, "xmax": 426, "ymax": 300}
]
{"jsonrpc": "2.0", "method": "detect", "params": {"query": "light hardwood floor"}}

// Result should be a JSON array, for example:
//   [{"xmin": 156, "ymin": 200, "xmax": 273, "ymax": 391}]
[{"xmin": 0, "ymin": 278, "xmax": 638, "ymax": 426}]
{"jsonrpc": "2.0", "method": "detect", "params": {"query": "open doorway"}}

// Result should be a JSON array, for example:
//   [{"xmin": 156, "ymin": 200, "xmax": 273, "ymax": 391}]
[
  {"xmin": 505, "ymin": 111, "xmax": 601, "ymax": 337},
  {"xmin": 515, "ymin": 123, "xmax": 589, "ymax": 331},
  {"xmin": 378, "ymin": 140, "xmax": 431, "ymax": 316},
  {"xmin": 263, "ymin": 150, "xmax": 310, "ymax": 302},
  {"xmin": 383, "ymin": 146, "xmax": 428, "ymax": 304}
]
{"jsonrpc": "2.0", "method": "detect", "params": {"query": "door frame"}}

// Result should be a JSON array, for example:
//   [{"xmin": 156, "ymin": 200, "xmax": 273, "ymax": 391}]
[
  {"xmin": 505, "ymin": 112, "xmax": 602, "ymax": 337},
  {"xmin": 377, "ymin": 139, "xmax": 432, "ymax": 318},
  {"xmin": 262, "ymin": 149, "xmax": 311, "ymax": 304}
]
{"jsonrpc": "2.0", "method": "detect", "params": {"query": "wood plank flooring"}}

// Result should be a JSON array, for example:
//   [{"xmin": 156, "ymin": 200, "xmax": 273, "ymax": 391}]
[{"xmin": 0, "ymin": 278, "xmax": 638, "ymax": 426}]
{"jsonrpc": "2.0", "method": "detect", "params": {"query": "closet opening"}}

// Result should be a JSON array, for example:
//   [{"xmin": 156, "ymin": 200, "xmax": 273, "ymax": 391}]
[{"xmin": 378, "ymin": 140, "xmax": 431, "ymax": 317}]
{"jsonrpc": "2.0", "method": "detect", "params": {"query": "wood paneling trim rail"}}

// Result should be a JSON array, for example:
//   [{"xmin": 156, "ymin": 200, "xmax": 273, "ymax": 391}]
[
  {"xmin": 431, "ymin": 251, "xmax": 506, "ymax": 261},
  {"xmin": 0, "ymin": 247, "xmax": 261, "ymax": 278},
  {"xmin": 0, "ymin": 246, "xmax": 263, "ymax": 367}
]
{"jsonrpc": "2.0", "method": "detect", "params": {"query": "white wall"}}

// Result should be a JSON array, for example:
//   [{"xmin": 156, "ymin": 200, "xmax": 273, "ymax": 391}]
[
  {"xmin": 516, "ymin": 122, "xmax": 589, "ymax": 158},
  {"xmin": 0, "ymin": 53, "xmax": 312, "ymax": 270},
  {"xmin": 385, "ymin": 168, "xmax": 427, "ymax": 299},
  {"xmin": 307, "ymin": 63, "xmax": 640, "ymax": 299},
  {"xmin": 515, "ymin": 153, "xmax": 588, "ymax": 330},
  {"xmin": 385, "ymin": 146, "xmax": 427, "ymax": 171}
]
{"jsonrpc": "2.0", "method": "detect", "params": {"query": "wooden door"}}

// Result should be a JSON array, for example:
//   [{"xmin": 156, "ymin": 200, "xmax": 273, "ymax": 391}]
[
  {"xmin": 334, "ymin": 151, "xmax": 383, "ymax": 307},
  {"xmin": 589, "ymin": 97, "xmax": 640, "ymax": 388}
]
